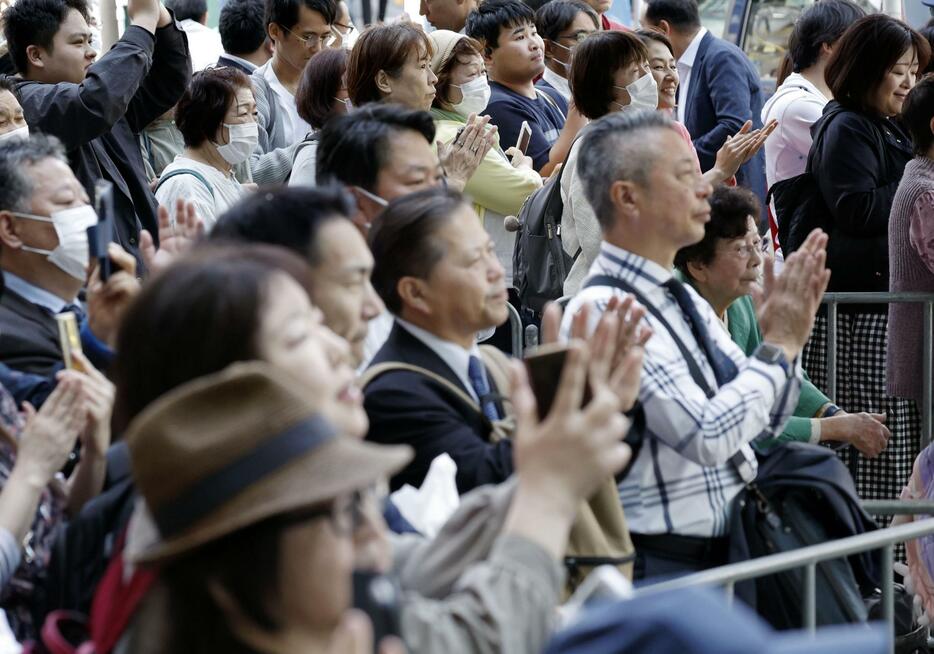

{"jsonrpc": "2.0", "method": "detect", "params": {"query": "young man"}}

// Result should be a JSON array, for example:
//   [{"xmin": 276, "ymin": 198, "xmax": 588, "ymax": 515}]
[
  {"xmin": 253, "ymin": 0, "xmax": 336, "ymax": 150},
  {"xmin": 419, "ymin": 0, "xmax": 477, "ymax": 33},
  {"xmin": 3, "ymin": 0, "xmax": 190, "ymax": 267},
  {"xmin": 534, "ymin": 0, "xmax": 598, "ymax": 106},
  {"xmin": 466, "ymin": 0, "xmax": 566, "ymax": 173},
  {"xmin": 643, "ymin": 0, "xmax": 767, "ymax": 212},
  {"xmin": 217, "ymin": 0, "xmax": 273, "ymax": 73},
  {"xmin": 166, "ymin": 0, "xmax": 222, "ymax": 70}
]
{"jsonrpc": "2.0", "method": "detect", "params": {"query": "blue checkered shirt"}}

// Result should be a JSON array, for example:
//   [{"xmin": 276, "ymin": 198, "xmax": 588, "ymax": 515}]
[{"xmin": 561, "ymin": 242, "xmax": 802, "ymax": 537}]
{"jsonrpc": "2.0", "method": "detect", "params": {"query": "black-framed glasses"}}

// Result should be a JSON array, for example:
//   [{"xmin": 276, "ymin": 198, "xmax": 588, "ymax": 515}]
[{"xmin": 279, "ymin": 487, "xmax": 379, "ymax": 536}]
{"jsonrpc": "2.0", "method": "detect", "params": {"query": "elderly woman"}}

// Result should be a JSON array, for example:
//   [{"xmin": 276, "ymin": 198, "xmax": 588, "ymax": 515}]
[
  {"xmin": 289, "ymin": 48, "xmax": 351, "ymax": 188},
  {"xmin": 674, "ymin": 185, "xmax": 890, "ymax": 457},
  {"xmin": 0, "ymin": 76, "xmax": 27, "ymax": 141},
  {"xmin": 428, "ymin": 30, "xmax": 542, "ymax": 286},
  {"xmin": 346, "ymin": 22, "xmax": 494, "ymax": 194},
  {"xmin": 155, "ymin": 67, "xmax": 257, "ymax": 231}
]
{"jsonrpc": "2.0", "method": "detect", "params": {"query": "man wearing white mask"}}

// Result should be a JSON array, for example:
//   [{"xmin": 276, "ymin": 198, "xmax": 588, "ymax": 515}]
[
  {"xmin": 428, "ymin": 29, "xmax": 542, "ymax": 285},
  {"xmin": 155, "ymin": 68, "xmax": 256, "ymax": 231},
  {"xmin": 0, "ymin": 77, "xmax": 28, "ymax": 142},
  {"xmin": 534, "ymin": 0, "xmax": 598, "ymax": 107},
  {"xmin": 0, "ymin": 135, "xmax": 109, "ymax": 376}
]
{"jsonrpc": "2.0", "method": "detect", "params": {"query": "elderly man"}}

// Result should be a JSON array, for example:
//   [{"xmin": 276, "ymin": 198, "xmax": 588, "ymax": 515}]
[
  {"xmin": 563, "ymin": 109, "xmax": 829, "ymax": 578},
  {"xmin": 0, "ymin": 135, "xmax": 137, "ymax": 377}
]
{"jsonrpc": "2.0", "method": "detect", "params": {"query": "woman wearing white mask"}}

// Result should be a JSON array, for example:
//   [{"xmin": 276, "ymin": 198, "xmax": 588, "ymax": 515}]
[
  {"xmin": 155, "ymin": 68, "xmax": 258, "ymax": 232},
  {"xmin": 429, "ymin": 30, "xmax": 543, "ymax": 284}
]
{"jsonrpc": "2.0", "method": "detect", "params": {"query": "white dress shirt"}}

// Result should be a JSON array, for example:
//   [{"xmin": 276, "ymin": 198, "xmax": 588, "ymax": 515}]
[
  {"xmin": 541, "ymin": 67, "xmax": 572, "ymax": 104},
  {"xmin": 396, "ymin": 318, "xmax": 483, "ymax": 402},
  {"xmin": 676, "ymin": 27, "xmax": 707, "ymax": 124},
  {"xmin": 178, "ymin": 19, "xmax": 224, "ymax": 72},
  {"xmin": 760, "ymin": 72, "xmax": 828, "ymax": 189},
  {"xmin": 257, "ymin": 60, "xmax": 312, "ymax": 145}
]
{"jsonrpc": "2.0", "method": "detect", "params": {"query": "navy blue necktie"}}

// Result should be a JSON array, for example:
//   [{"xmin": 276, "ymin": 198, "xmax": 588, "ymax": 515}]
[
  {"xmin": 468, "ymin": 356, "xmax": 501, "ymax": 422},
  {"xmin": 662, "ymin": 278, "xmax": 738, "ymax": 387}
]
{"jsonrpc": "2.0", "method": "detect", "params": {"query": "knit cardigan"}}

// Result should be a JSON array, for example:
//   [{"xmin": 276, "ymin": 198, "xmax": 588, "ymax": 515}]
[{"xmin": 887, "ymin": 156, "xmax": 934, "ymax": 406}]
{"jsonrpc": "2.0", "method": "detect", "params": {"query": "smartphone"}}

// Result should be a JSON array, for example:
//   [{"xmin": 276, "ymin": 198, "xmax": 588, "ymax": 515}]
[
  {"xmin": 353, "ymin": 571, "xmax": 402, "ymax": 653},
  {"xmin": 524, "ymin": 343, "xmax": 592, "ymax": 420},
  {"xmin": 515, "ymin": 120, "xmax": 532, "ymax": 155},
  {"xmin": 55, "ymin": 312, "xmax": 84, "ymax": 371},
  {"xmin": 91, "ymin": 180, "xmax": 115, "ymax": 282}
]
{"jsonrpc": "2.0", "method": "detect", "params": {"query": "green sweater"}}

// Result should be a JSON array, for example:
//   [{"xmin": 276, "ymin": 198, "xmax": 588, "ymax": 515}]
[
  {"xmin": 672, "ymin": 271, "xmax": 832, "ymax": 444},
  {"xmin": 725, "ymin": 295, "xmax": 831, "ymax": 444}
]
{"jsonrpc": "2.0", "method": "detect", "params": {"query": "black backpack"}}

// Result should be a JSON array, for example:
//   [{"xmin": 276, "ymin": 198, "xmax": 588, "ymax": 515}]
[
  {"xmin": 769, "ymin": 106, "xmax": 845, "ymax": 257},
  {"xmin": 512, "ymin": 145, "xmax": 577, "ymax": 317}
]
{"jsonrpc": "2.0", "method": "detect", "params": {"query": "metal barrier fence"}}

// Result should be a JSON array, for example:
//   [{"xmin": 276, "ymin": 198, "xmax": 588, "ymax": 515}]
[
  {"xmin": 822, "ymin": 292, "xmax": 934, "ymax": 448},
  {"xmin": 634, "ymin": 517, "xmax": 934, "ymax": 652}
]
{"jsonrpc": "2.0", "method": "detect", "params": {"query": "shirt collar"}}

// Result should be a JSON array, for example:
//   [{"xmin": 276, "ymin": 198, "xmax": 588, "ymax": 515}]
[
  {"xmin": 779, "ymin": 72, "xmax": 828, "ymax": 103},
  {"xmin": 541, "ymin": 67, "xmax": 571, "ymax": 103},
  {"xmin": 678, "ymin": 27, "xmax": 707, "ymax": 69},
  {"xmin": 589, "ymin": 241, "xmax": 674, "ymax": 294},
  {"xmin": 3, "ymin": 272, "xmax": 75, "ymax": 314},
  {"xmin": 395, "ymin": 318, "xmax": 482, "ymax": 398},
  {"xmin": 221, "ymin": 53, "xmax": 257, "ymax": 72}
]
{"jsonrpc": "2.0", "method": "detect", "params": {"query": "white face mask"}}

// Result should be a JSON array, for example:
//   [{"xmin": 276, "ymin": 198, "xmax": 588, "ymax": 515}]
[
  {"xmin": 0, "ymin": 125, "xmax": 29, "ymax": 143},
  {"xmin": 14, "ymin": 205, "xmax": 98, "ymax": 281},
  {"xmin": 213, "ymin": 122, "xmax": 259, "ymax": 165},
  {"xmin": 452, "ymin": 77, "xmax": 491, "ymax": 117},
  {"xmin": 613, "ymin": 72, "xmax": 659, "ymax": 113}
]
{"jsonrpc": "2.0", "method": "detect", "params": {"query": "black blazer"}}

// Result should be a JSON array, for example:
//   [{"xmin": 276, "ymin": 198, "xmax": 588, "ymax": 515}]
[
  {"xmin": 810, "ymin": 101, "xmax": 914, "ymax": 293},
  {"xmin": 0, "ymin": 289, "xmax": 63, "ymax": 377},
  {"xmin": 364, "ymin": 323, "xmax": 513, "ymax": 494}
]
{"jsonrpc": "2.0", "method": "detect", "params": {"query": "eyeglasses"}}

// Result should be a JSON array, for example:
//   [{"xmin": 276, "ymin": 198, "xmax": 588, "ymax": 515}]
[
  {"xmin": 555, "ymin": 30, "xmax": 594, "ymax": 45},
  {"xmin": 282, "ymin": 25, "xmax": 332, "ymax": 47},
  {"xmin": 279, "ymin": 486, "xmax": 383, "ymax": 536}
]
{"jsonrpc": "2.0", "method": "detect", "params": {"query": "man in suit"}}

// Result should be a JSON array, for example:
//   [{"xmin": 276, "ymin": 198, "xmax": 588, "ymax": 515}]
[
  {"xmin": 3, "ymin": 0, "xmax": 190, "ymax": 268},
  {"xmin": 642, "ymin": 0, "xmax": 767, "ymax": 214},
  {"xmin": 365, "ymin": 188, "xmax": 514, "ymax": 494},
  {"xmin": 217, "ymin": 0, "xmax": 272, "ymax": 74},
  {"xmin": 0, "ymin": 135, "xmax": 125, "ymax": 377}
]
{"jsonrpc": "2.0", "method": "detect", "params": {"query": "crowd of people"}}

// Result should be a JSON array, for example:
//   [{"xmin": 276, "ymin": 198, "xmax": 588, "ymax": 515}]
[{"xmin": 0, "ymin": 0, "xmax": 928, "ymax": 650}]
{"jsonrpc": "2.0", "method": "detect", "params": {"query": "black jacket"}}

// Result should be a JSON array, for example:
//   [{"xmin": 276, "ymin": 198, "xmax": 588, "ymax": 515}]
[
  {"xmin": 363, "ymin": 323, "xmax": 513, "ymax": 494},
  {"xmin": 810, "ymin": 101, "xmax": 913, "ymax": 293},
  {"xmin": 0, "ymin": 288, "xmax": 63, "ymax": 377},
  {"xmin": 14, "ymin": 18, "xmax": 191, "ymax": 267}
]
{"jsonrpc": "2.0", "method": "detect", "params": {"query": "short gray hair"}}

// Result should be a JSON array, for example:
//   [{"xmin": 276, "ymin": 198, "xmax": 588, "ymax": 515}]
[
  {"xmin": 0, "ymin": 133, "xmax": 68, "ymax": 213},
  {"xmin": 577, "ymin": 109, "xmax": 675, "ymax": 232}
]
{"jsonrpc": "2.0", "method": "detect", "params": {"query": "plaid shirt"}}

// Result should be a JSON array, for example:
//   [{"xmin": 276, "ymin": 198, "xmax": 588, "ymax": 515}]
[{"xmin": 561, "ymin": 242, "xmax": 802, "ymax": 537}]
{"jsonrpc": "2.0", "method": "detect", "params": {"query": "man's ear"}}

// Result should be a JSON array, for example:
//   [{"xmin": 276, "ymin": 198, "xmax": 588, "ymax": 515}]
[
  {"xmin": 481, "ymin": 44, "xmax": 494, "ymax": 67},
  {"xmin": 657, "ymin": 19, "xmax": 672, "ymax": 36},
  {"xmin": 608, "ymin": 178, "xmax": 640, "ymax": 221},
  {"xmin": 25, "ymin": 45, "xmax": 46, "ymax": 71},
  {"xmin": 396, "ymin": 276, "xmax": 432, "ymax": 317},
  {"xmin": 0, "ymin": 211, "xmax": 25, "ymax": 249},
  {"xmin": 267, "ymin": 22, "xmax": 282, "ymax": 44}
]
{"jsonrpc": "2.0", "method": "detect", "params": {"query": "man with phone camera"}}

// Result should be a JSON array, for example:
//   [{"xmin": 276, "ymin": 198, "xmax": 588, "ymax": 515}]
[
  {"xmin": 3, "ymin": 0, "xmax": 190, "ymax": 271},
  {"xmin": 564, "ymin": 109, "xmax": 829, "ymax": 579},
  {"xmin": 0, "ymin": 136, "xmax": 139, "ymax": 378}
]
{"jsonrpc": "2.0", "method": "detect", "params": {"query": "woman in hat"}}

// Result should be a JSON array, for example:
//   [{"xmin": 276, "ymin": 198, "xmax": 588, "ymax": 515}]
[
  {"xmin": 427, "ymin": 29, "xmax": 544, "ymax": 285},
  {"xmin": 111, "ymin": 243, "xmax": 636, "ymax": 654}
]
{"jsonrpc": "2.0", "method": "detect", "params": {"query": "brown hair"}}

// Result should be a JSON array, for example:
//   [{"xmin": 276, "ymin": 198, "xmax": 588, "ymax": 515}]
[
  {"xmin": 635, "ymin": 27, "xmax": 673, "ymax": 57},
  {"xmin": 346, "ymin": 22, "xmax": 432, "ymax": 107},
  {"xmin": 570, "ymin": 30, "xmax": 648, "ymax": 120},
  {"xmin": 176, "ymin": 67, "xmax": 253, "ymax": 147},
  {"xmin": 297, "ymin": 47, "xmax": 348, "ymax": 130},
  {"xmin": 825, "ymin": 14, "xmax": 931, "ymax": 114},
  {"xmin": 432, "ymin": 36, "xmax": 484, "ymax": 111}
]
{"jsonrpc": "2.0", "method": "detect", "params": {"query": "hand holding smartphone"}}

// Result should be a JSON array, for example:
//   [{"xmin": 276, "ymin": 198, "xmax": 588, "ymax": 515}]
[
  {"xmin": 90, "ymin": 181, "xmax": 116, "ymax": 282},
  {"xmin": 55, "ymin": 312, "xmax": 84, "ymax": 372}
]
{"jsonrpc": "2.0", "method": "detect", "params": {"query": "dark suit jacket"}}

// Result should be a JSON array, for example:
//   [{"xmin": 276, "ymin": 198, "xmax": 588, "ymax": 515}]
[
  {"xmin": 14, "ymin": 17, "xmax": 190, "ymax": 268},
  {"xmin": 683, "ymin": 31, "xmax": 767, "ymax": 214},
  {"xmin": 217, "ymin": 54, "xmax": 255, "ymax": 75},
  {"xmin": 0, "ymin": 289, "xmax": 63, "ymax": 378},
  {"xmin": 364, "ymin": 323, "xmax": 514, "ymax": 494}
]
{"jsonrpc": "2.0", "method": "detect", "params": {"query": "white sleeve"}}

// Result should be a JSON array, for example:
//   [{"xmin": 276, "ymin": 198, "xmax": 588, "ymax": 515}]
[{"xmin": 154, "ymin": 174, "xmax": 217, "ymax": 229}]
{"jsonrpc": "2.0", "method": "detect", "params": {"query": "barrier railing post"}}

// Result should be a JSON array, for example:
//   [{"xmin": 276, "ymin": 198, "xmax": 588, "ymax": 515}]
[
  {"xmin": 826, "ymin": 300, "xmax": 838, "ymax": 403},
  {"xmin": 724, "ymin": 581, "xmax": 734, "ymax": 607},
  {"xmin": 506, "ymin": 303, "xmax": 523, "ymax": 358},
  {"xmin": 882, "ymin": 543, "xmax": 894, "ymax": 654},
  {"xmin": 803, "ymin": 562, "xmax": 816, "ymax": 634},
  {"xmin": 923, "ymin": 301, "xmax": 933, "ymax": 448}
]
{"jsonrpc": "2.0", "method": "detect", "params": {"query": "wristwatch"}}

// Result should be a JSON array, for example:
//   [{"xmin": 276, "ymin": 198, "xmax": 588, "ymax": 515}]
[{"xmin": 753, "ymin": 342, "xmax": 792, "ymax": 378}]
